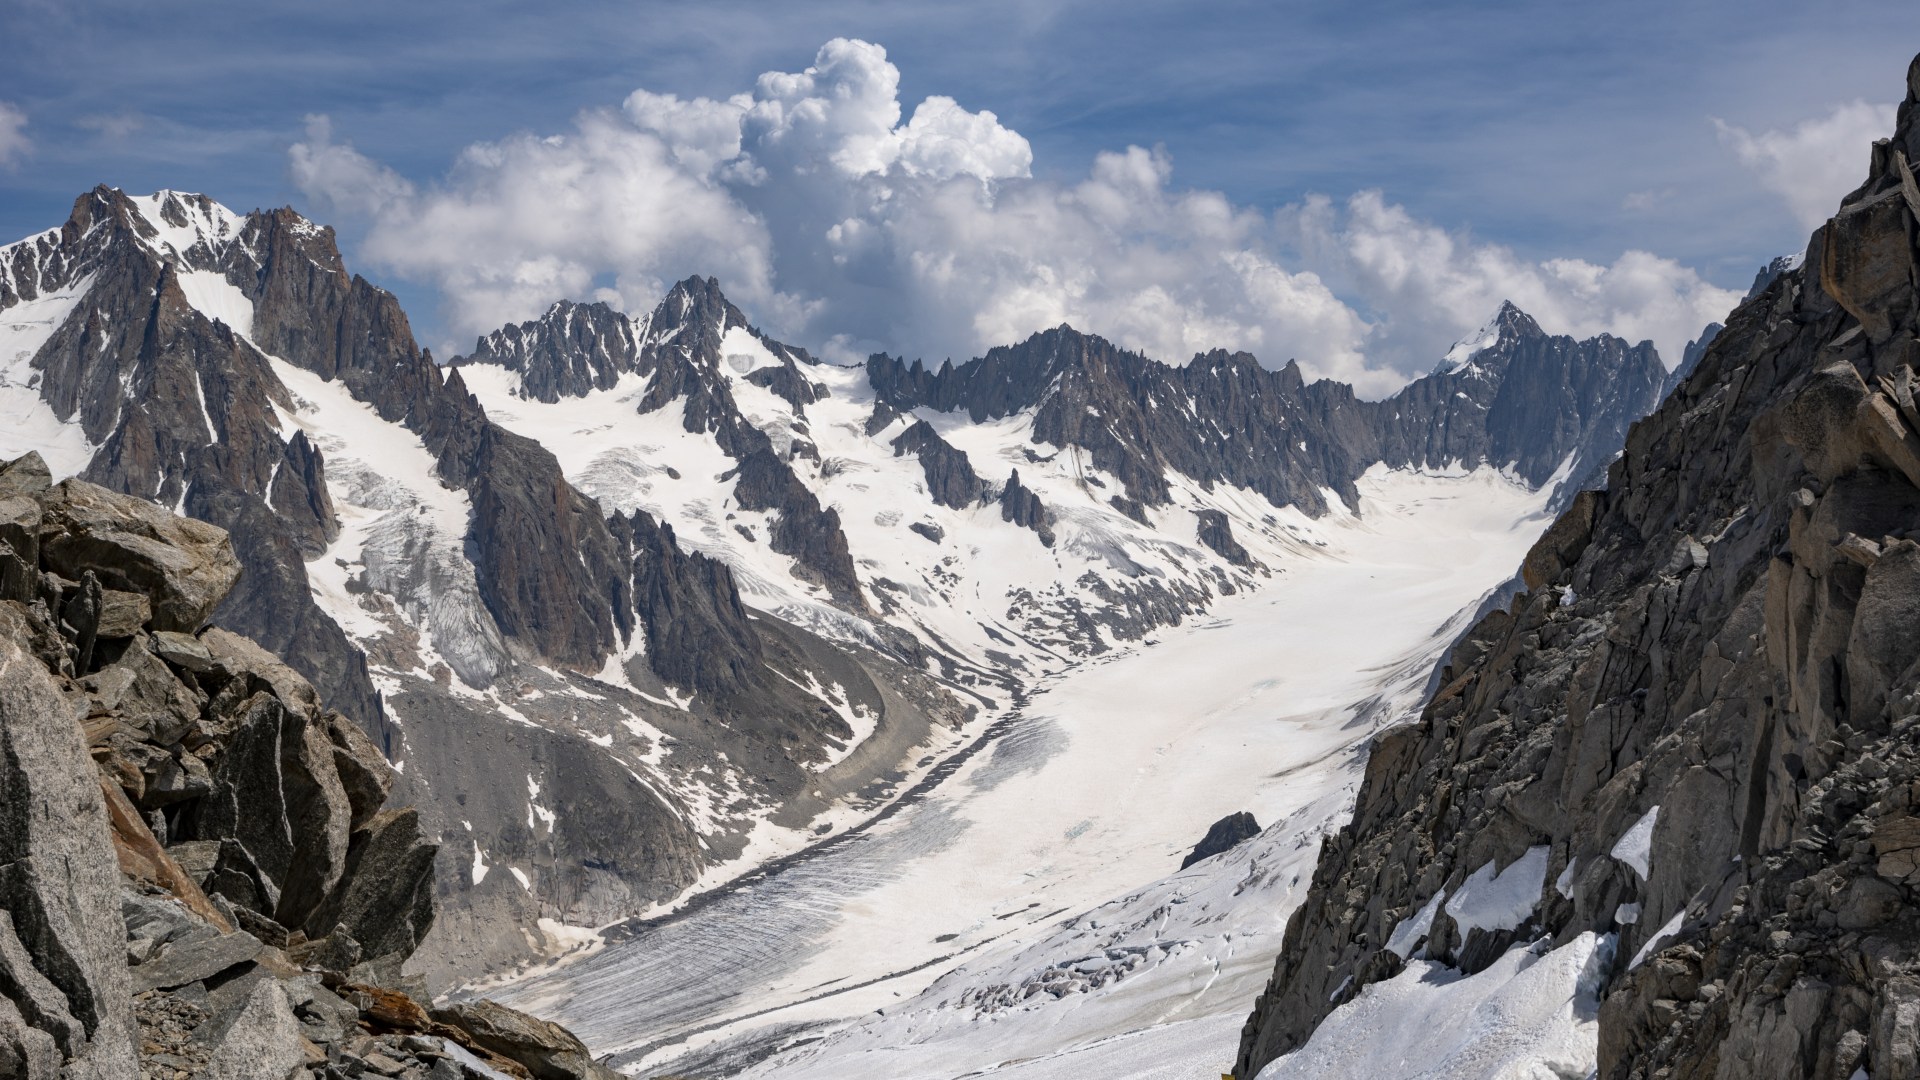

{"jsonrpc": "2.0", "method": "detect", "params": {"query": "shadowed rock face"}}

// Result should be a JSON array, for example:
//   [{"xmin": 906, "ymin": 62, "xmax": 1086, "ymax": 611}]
[
  {"xmin": 998, "ymin": 469, "xmax": 1055, "ymax": 547},
  {"xmin": 455, "ymin": 280, "xmax": 864, "ymax": 608},
  {"xmin": 1194, "ymin": 509, "xmax": 1255, "ymax": 570},
  {"xmin": 0, "ymin": 457, "xmax": 615, "ymax": 1079},
  {"xmin": 462, "ymin": 299, "xmax": 642, "ymax": 403},
  {"xmin": 891, "ymin": 420, "xmax": 987, "ymax": 510},
  {"xmin": 1181, "ymin": 811, "xmax": 1261, "ymax": 870},
  {"xmin": 614, "ymin": 509, "xmax": 768, "ymax": 705},
  {"xmin": 866, "ymin": 309, "xmax": 1669, "ymax": 517},
  {"xmin": 1237, "ymin": 52, "xmax": 1920, "ymax": 1080}
]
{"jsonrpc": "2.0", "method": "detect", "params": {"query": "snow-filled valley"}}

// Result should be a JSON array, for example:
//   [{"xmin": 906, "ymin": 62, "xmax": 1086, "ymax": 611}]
[
  {"xmin": 0, "ymin": 189, "xmax": 1674, "ymax": 1080},
  {"xmin": 495, "ymin": 464, "xmax": 1576, "ymax": 1078}
]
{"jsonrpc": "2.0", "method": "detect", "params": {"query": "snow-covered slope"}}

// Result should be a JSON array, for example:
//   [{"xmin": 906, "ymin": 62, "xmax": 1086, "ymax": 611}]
[
  {"xmin": 458, "ymin": 338, "xmax": 1292, "ymax": 684},
  {"xmin": 0, "ymin": 186, "xmax": 1681, "ymax": 1010},
  {"xmin": 494, "ymin": 465, "xmax": 1561, "ymax": 1077},
  {"xmin": 0, "ymin": 188, "xmax": 980, "ymax": 985}
]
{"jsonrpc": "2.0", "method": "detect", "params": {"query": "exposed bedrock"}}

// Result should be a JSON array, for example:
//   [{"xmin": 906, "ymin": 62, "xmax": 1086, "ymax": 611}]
[
  {"xmin": 1237, "ymin": 52, "xmax": 1920, "ymax": 1080},
  {"xmin": 0, "ymin": 453, "xmax": 614, "ymax": 1079}
]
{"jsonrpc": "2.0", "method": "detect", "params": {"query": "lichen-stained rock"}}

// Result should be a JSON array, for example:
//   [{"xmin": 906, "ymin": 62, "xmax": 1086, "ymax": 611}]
[
  {"xmin": 0, "ymin": 636, "xmax": 139, "ymax": 1078},
  {"xmin": 1237, "ymin": 50, "xmax": 1920, "ymax": 1080},
  {"xmin": 97, "ymin": 776, "xmax": 231, "ymax": 930},
  {"xmin": 39, "ymin": 479, "xmax": 240, "ymax": 633}
]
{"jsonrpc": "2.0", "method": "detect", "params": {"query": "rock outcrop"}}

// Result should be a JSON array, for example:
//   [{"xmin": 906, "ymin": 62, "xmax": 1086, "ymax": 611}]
[
  {"xmin": 1194, "ymin": 509, "xmax": 1255, "ymax": 570},
  {"xmin": 891, "ymin": 420, "xmax": 987, "ymax": 510},
  {"xmin": 998, "ymin": 469, "xmax": 1056, "ymax": 547},
  {"xmin": 1236, "ymin": 52, "xmax": 1920, "ymax": 1080},
  {"xmin": 0, "ymin": 453, "xmax": 615, "ymax": 1078},
  {"xmin": 1181, "ymin": 811, "xmax": 1261, "ymax": 870},
  {"xmin": 453, "ymin": 282, "xmax": 865, "ymax": 611}
]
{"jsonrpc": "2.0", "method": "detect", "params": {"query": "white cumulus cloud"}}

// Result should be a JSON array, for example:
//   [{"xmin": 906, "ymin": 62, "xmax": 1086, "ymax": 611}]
[
  {"xmin": 1288, "ymin": 191, "xmax": 1742, "ymax": 382},
  {"xmin": 1715, "ymin": 100, "xmax": 1897, "ymax": 230},
  {"xmin": 292, "ymin": 38, "xmax": 1747, "ymax": 393},
  {"xmin": 288, "ymin": 115, "xmax": 416, "ymax": 218}
]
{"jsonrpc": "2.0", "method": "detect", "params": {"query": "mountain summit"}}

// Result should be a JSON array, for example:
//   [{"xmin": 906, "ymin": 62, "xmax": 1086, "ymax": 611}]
[{"xmin": 0, "ymin": 184, "xmax": 1681, "ymax": 989}]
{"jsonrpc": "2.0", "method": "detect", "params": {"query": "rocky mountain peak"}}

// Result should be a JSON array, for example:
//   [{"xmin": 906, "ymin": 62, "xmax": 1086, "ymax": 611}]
[
  {"xmin": 1433, "ymin": 300, "xmax": 1541, "ymax": 377},
  {"xmin": 1238, "ymin": 48, "xmax": 1920, "ymax": 1080},
  {"xmin": 457, "ymin": 298, "xmax": 640, "ymax": 402}
]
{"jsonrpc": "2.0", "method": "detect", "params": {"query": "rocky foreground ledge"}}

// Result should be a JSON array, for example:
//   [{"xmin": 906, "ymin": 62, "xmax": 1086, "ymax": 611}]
[{"xmin": 0, "ymin": 450, "xmax": 614, "ymax": 1078}]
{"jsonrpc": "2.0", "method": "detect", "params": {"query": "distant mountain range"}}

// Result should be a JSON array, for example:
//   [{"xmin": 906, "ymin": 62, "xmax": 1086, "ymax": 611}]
[{"xmin": 0, "ymin": 185, "xmax": 1682, "ymax": 983}]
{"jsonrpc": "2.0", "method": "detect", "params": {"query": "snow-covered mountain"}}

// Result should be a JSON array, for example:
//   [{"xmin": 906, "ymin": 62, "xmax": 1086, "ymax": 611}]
[{"xmin": 0, "ymin": 185, "xmax": 1677, "ymax": 990}]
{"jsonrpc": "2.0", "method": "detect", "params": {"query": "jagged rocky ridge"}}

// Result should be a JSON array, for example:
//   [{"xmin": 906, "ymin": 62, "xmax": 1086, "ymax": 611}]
[
  {"xmin": 0, "ymin": 451, "xmax": 617, "ymax": 1079},
  {"xmin": 1237, "ymin": 52, "xmax": 1920, "ymax": 1080},
  {"xmin": 0, "ymin": 191, "xmax": 968, "ymax": 986},
  {"xmin": 0, "ymin": 181, "xmax": 1683, "ymax": 992},
  {"xmin": 865, "ymin": 302, "xmax": 1666, "ymax": 517},
  {"xmin": 451, "ymin": 284, "xmax": 1671, "ymax": 676}
]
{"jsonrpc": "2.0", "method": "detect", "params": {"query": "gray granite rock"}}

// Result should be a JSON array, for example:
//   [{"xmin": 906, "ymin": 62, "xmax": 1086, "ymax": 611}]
[
  {"xmin": 0, "ymin": 636, "xmax": 139, "ymax": 1077},
  {"xmin": 191, "ymin": 978, "xmax": 303, "ymax": 1080},
  {"xmin": 128, "ymin": 931, "xmax": 263, "ymax": 993}
]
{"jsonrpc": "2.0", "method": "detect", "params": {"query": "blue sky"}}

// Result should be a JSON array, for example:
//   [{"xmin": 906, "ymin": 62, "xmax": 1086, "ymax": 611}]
[{"xmin": 5, "ymin": 0, "xmax": 1918, "ymax": 389}]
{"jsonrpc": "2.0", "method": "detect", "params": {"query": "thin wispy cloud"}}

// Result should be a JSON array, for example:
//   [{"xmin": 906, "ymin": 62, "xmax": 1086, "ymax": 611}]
[
  {"xmin": 0, "ymin": 104, "xmax": 30, "ymax": 168},
  {"xmin": 1715, "ymin": 100, "xmax": 1898, "ymax": 230},
  {"xmin": 293, "ymin": 39, "xmax": 1742, "ymax": 394}
]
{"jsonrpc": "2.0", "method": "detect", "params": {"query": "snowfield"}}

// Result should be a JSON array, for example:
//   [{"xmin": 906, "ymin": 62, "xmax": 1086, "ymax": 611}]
[
  {"xmin": 0, "ymin": 273, "xmax": 97, "ymax": 479},
  {"xmin": 497, "ymin": 464, "xmax": 1576, "ymax": 1079}
]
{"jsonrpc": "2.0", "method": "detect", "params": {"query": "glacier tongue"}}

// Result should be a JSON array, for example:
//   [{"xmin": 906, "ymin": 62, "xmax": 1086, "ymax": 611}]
[{"xmin": 495, "ymin": 464, "xmax": 1559, "ymax": 1077}]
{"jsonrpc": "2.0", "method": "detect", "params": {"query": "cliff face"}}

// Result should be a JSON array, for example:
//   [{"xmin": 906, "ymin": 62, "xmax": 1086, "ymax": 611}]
[
  {"xmin": 0, "ymin": 196, "xmax": 975, "ymax": 986},
  {"xmin": 866, "ymin": 307, "xmax": 1668, "ymax": 518},
  {"xmin": 1237, "ymin": 54, "xmax": 1920, "ymax": 1080},
  {"xmin": 0, "ymin": 451, "xmax": 613, "ymax": 1079}
]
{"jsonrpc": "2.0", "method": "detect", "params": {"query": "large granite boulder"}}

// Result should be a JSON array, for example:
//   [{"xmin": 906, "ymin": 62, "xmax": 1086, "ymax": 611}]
[
  {"xmin": 39, "ymin": 479, "xmax": 239, "ymax": 634},
  {"xmin": 432, "ymin": 998, "xmax": 621, "ymax": 1080},
  {"xmin": 0, "ymin": 635, "xmax": 139, "ymax": 1078}
]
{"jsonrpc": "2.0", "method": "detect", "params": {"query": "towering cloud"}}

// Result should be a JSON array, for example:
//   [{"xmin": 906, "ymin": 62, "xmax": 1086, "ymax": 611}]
[{"xmin": 294, "ymin": 38, "xmax": 1742, "ymax": 392}]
